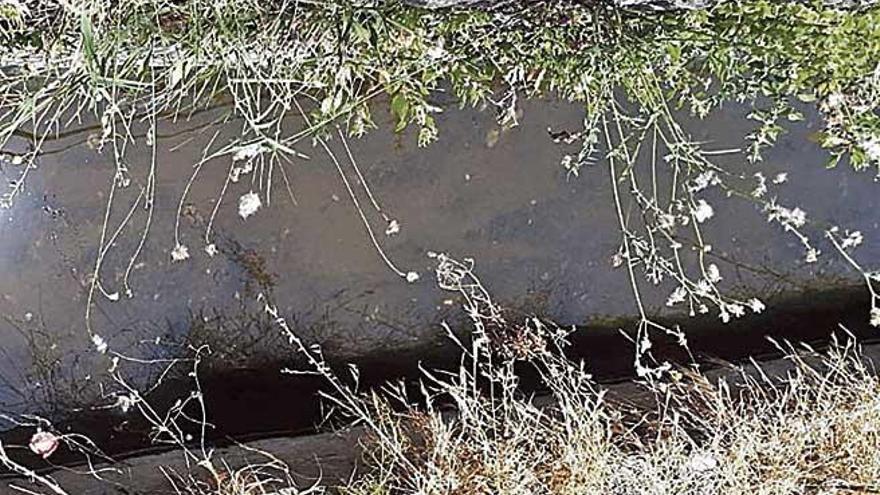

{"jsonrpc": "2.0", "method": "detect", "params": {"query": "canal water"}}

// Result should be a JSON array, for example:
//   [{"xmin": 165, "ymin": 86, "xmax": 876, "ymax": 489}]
[{"xmin": 0, "ymin": 95, "xmax": 878, "ymax": 429}]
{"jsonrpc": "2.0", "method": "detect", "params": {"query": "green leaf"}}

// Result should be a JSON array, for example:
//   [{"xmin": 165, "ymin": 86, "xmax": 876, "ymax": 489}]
[
  {"xmin": 81, "ymin": 14, "xmax": 97, "ymax": 72},
  {"xmin": 825, "ymin": 153, "xmax": 842, "ymax": 169},
  {"xmin": 391, "ymin": 93, "xmax": 409, "ymax": 132},
  {"xmin": 796, "ymin": 92, "xmax": 817, "ymax": 103},
  {"xmin": 351, "ymin": 21, "xmax": 370, "ymax": 44}
]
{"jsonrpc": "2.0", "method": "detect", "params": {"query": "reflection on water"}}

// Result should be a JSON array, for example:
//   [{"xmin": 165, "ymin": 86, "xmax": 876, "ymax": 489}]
[{"xmin": 1, "ymin": 97, "xmax": 879, "ymax": 417}]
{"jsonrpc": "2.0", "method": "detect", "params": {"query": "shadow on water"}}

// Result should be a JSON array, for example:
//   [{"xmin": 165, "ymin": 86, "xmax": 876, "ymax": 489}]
[{"xmin": 0, "ymin": 282, "xmax": 875, "ymax": 473}]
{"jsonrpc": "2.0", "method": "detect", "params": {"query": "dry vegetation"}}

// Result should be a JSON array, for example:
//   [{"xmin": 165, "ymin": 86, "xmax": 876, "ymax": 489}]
[
  {"xmin": 333, "ymin": 255, "xmax": 880, "ymax": 495},
  {"xmin": 340, "ymin": 341, "xmax": 880, "ymax": 495}
]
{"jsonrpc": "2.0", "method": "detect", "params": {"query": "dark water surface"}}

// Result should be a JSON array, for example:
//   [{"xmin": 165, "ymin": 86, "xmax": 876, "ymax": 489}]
[{"xmin": 1, "ymin": 97, "xmax": 879, "ymax": 457}]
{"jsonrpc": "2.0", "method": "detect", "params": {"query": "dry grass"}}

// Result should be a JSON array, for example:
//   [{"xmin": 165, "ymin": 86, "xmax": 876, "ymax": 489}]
[
  {"xmin": 615, "ymin": 338, "xmax": 880, "ymax": 495},
  {"xmin": 163, "ymin": 447, "xmax": 323, "ymax": 495},
  {"xmin": 339, "ymin": 337, "xmax": 880, "ymax": 495},
  {"xmin": 332, "ymin": 256, "xmax": 880, "ymax": 495}
]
